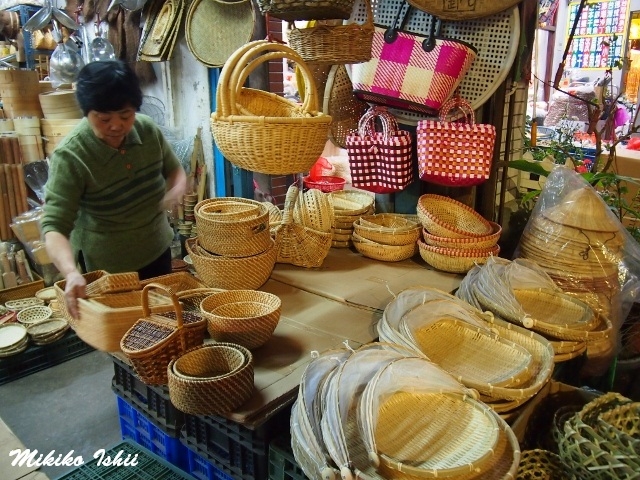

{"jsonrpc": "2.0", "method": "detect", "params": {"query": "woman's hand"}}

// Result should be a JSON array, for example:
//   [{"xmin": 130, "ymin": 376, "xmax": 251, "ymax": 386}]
[
  {"xmin": 161, "ymin": 167, "xmax": 187, "ymax": 211},
  {"xmin": 64, "ymin": 270, "xmax": 87, "ymax": 319}
]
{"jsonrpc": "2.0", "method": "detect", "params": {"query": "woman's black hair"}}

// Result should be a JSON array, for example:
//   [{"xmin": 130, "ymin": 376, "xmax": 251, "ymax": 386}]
[{"xmin": 75, "ymin": 61, "xmax": 143, "ymax": 115}]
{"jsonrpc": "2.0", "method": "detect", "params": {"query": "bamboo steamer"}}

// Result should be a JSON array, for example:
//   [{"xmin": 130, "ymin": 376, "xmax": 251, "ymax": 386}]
[
  {"xmin": 0, "ymin": 119, "xmax": 14, "ymax": 133},
  {"xmin": 18, "ymin": 135, "xmax": 45, "ymax": 163},
  {"xmin": 13, "ymin": 117, "xmax": 41, "ymax": 136},
  {"xmin": 0, "ymin": 70, "xmax": 42, "ymax": 118},
  {"xmin": 41, "ymin": 118, "xmax": 82, "ymax": 156},
  {"xmin": 39, "ymin": 90, "xmax": 83, "ymax": 119}
]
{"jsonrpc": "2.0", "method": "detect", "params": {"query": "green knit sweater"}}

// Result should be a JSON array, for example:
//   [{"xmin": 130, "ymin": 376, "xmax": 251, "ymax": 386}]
[{"xmin": 41, "ymin": 114, "xmax": 181, "ymax": 273}]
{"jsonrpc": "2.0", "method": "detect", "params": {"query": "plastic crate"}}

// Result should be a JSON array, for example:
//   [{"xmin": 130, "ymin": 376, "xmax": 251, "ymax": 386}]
[
  {"xmin": 184, "ymin": 443, "xmax": 235, "ymax": 480},
  {"xmin": 269, "ymin": 436, "xmax": 305, "ymax": 480},
  {"xmin": 115, "ymin": 394, "xmax": 187, "ymax": 470},
  {"xmin": 0, "ymin": 330, "xmax": 94, "ymax": 386},
  {"xmin": 56, "ymin": 439, "xmax": 192, "ymax": 480},
  {"xmin": 111, "ymin": 355, "xmax": 184, "ymax": 433},
  {"xmin": 181, "ymin": 405, "xmax": 292, "ymax": 480}
]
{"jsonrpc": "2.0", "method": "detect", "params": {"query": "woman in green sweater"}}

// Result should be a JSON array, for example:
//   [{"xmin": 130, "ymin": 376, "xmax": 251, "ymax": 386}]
[{"xmin": 42, "ymin": 61, "xmax": 187, "ymax": 319}]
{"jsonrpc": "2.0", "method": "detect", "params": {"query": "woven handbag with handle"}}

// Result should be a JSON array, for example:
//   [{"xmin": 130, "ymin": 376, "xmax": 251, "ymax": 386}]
[
  {"xmin": 346, "ymin": 106, "xmax": 413, "ymax": 194},
  {"xmin": 417, "ymin": 96, "xmax": 496, "ymax": 186}
]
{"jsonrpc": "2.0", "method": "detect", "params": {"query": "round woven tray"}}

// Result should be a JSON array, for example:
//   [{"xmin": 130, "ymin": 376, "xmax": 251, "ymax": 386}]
[
  {"xmin": 354, "ymin": 214, "xmax": 421, "ymax": 246},
  {"xmin": 423, "ymin": 221, "xmax": 501, "ymax": 250},
  {"xmin": 418, "ymin": 240, "xmax": 499, "ymax": 273},
  {"xmin": 328, "ymin": 190, "xmax": 375, "ymax": 215},
  {"xmin": 352, "ymin": 232, "xmax": 417, "ymax": 262},
  {"xmin": 417, "ymin": 194, "xmax": 492, "ymax": 238},
  {"xmin": 5, "ymin": 297, "xmax": 44, "ymax": 311},
  {"xmin": 17, "ymin": 305, "xmax": 53, "ymax": 325}
]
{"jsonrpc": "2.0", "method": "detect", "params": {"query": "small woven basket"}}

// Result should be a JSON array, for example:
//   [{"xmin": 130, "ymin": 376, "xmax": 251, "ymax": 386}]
[
  {"xmin": 194, "ymin": 197, "xmax": 271, "ymax": 257},
  {"xmin": 16, "ymin": 305, "xmax": 52, "ymax": 325},
  {"xmin": 84, "ymin": 272, "xmax": 140, "ymax": 296},
  {"xmin": 418, "ymin": 240, "xmax": 500, "ymax": 273},
  {"xmin": 120, "ymin": 283, "xmax": 207, "ymax": 385},
  {"xmin": 423, "ymin": 221, "xmax": 502, "ymax": 250},
  {"xmin": 352, "ymin": 232, "xmax": 417, "ymax": 262},
  {"xmin": 186, "ymin": 237, "xmax": 277, "ymax": 290},
  {"xmin": 200, "ymin": 290, "xmax": 281, "ymax": 349},
  {"xmin": 417, "ymin": 194, "xmax": 493, "ymax": 238},
  {"xmin": 293, "ymin": 187, "xmax": 335, "ymax": 233},
  {"xmin": 140, "ymin": 272, "xmax": 207, "ymax": 294},
  {"xmin": 328, "ymin": 190, "xmax": 375, "ymax": 216},
  {"xmin": 167, "ymin": 343, "xmax": 254, "ymax": 415},
  {"xmin": 54, "ymin": 270, "xmax": 108, "ymax": 327},
  {"xmin": 353, "ymin": 214, "xmax": 421, "ymax": 246},
  {"xmin": 211, "ymin": 40, "xmax": 331, "ymax": 175},
  {"xmin": 256, "ymin": 0, "xmax": 355, "ymax": 21},
  {"xmin": 287, "ymin": 0, "xmax": 373, "ymax": 65}
]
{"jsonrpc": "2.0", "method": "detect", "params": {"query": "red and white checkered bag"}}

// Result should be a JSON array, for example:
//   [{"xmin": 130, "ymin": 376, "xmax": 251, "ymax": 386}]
[
  {"xmin": 346, "ymin": 106, "xmax": 413, "ymax": 194},
  {"xmin": 417, "ymin": 96, "xmax": 496, "ymax": 187}
]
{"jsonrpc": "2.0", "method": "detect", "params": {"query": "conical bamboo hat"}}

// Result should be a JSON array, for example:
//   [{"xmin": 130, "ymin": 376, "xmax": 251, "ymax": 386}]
[{"xmin": 541, "ymin": 187, "xmax": 619, "ymax": 233}]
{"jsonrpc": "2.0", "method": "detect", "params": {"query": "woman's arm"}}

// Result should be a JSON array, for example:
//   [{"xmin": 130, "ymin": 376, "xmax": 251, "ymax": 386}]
[
  {"xmin": 45, "ymin": 231, "xmax": 86, "ymax": 319},
  {"xmin": 162, "ymin": 166, "xmax": 187, "ymax": 211}
]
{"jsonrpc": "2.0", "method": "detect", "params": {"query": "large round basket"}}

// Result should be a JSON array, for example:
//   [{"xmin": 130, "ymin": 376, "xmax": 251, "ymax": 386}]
[
  {"xmin": 417, "ymin": 194, "xmax": 493, "ymax": 238},
  {"xmin": 200, "ymin": 290, "xmax": 281, "ymax": 349},
  {"xmin": 186, "ymin": 237, "xmax": 277, "ymax": 290},
  {"xmin": 194, "ymin": 197, "xmax": 271, "ymax": 257},
  {"xmin": 211, "ymin": 41, "xmax": 331, "ymax": 175},
  {"xmin": 352, "ymin": 232, "xmax": 417, "ymax": 262},
  {"xmin": 168, "ymin": 343, "xmax": 254, "ymax": 415}
]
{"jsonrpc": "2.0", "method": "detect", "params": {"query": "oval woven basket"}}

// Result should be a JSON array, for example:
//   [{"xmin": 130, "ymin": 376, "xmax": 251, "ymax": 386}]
[
  {"xmin": 168, "ymin": 343, "xmax": 254, "ymax": 415},
  {"xmin": 418, "ymin": 240, "xmax": 499, "ymax": 273},
  {"xmin": 423, "ymin": 221, "xmax": 502, "ymax": 250},
  {"xmin": 211, "ymin": 40, "xmax": 331, "ymax": 175},
  {"xmin": 200, "ymin": 290, "xmax": 281, "ymax": 350},
  {"xmin": 194, "ymin": 197, "xmax": 271, "ymax": 257},
  {"xmin": 354, "ymin": 214, "xmax": 421, "ymax": 246},
  {"xmin": 352, "ymin": 232, "xmax": 417, "ymax": 262},
  {"xmin": 16, "ymin": 305, "xmax": 52, "ymax": 325},
  {"xmin": 186, "ymin": 237, "xmax": 277, "ymax": 290},
  {"xmin": 417, "ymin": 194, "xmax": 493, "ymax": 238}
]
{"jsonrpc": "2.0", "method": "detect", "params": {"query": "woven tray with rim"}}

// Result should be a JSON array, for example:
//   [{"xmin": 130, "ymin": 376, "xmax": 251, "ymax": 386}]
[
  {"xmin": 211, "ymin": 40, "xmax": 331, "ymax": 175},
  {"xmin": 417, "ymin": 194, "xmax": 493, "ymax": 238},
  {"xmin": 423, "ymin": 221, "xmax": 502, "ymax": 250},
  {"xmin": 352, "ymin": 232, "xmax": 417, "ymax": 262},
  {"xmin": 418, "ymin": 240, "xmax": 499, "ymax": 273},
  {"xmin": 200, "ymin": 289, "xmax": 281, "ymax": 350},
  {"xmin": 121, "ymin": 283, "xmax": 206, "ymax": 385},
  {"xmin": 354, "ymin": 214, "xmax": 421, "ymax": 246},
  {"xmin": 328, "ymin": 190, "xmax": 375, "ymax": 216},
  {"xmin": 84, "ymin": 272, "xmax": 140, "ymax": 296},
  {"xmin": 168, "ymin": 343, "xmax": 254, "ymax": 415}
]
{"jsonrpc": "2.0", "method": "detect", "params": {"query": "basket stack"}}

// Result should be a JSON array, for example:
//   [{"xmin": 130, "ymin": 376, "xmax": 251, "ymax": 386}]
[
  {"xmin": 517, "ymin": 186, "xmax": 623, "ymax": 374},
  {"xmin": 352, "ymin": 214, "xmax": 421, "ymax": 262},
  {"xmin": 327, "ymin": 190, "xmax": 374, "ymax": 248},
  {"xmin": 189, "ymin": 197, "xmax": 276, "ymax": 290},
  {"xmin": 417, "ymin": 194, "xmax": 501, "ymax": 273}
]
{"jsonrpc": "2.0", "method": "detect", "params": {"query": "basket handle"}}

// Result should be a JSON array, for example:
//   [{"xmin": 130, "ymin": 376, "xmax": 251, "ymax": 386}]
[
  {"xmin": 358, "ymin": 106, "xmax": 400, "ymax": 141},
  {"xmin": 227, "ymin": 42, "xmax": 319, "ymax": 115},
  {"xmin": 280, "ymin": 185, "xmax": 300, "ymax": 226},
  {"xmin": 141, "ymin": 282, "xmax": 184, "ymax": 330},
  {"xmin": 439, "ymin": 96, "xmax": 475, "ymax": 124},
  {"xmin": 346, "ymin": 0, "xmax": 374, "ymax": 28}
]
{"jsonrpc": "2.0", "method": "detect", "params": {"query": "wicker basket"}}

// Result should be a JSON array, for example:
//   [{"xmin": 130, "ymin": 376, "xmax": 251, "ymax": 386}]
[
  {"xmin": 352, "ymin": 232, "xmax": 417, "ymax": 262},
  {"xmin": 54, "ymin": 270, "xmax": 108, "ymax": 327},
  {"xmin": 256, "ymin": 0, "xmax": 355, "ymax": 21},
  {"xmin": 328, "ymin": 190, "xmax": 375, "ymax": 216},
  {"xmin": 423, "ymin": 221, "xmax": 502, "ymax": 250},
  {"xmin": 140, "ymin": 271, "xmax": 206, "ymax": 293},
  {"xmin": 194, "ymin": 197, "xmax": 271, "ymax": 257},
  {"xmin": 168, "ymin": 343, "xmax": 254, "ymax": 415},
  {"xmin": 84, "ymin": 272, "xmax": 140, "ymax": 296},
  {"xmin": 200, "ymin": 290, "xmax": 281, "ymax": 349},
  {"xmin": 186, "ymin": 237, "xmax": 277, "ymax": 290},
  {"xmin": 418, "ymin": 240, "xmax": 499, "ymax": 273},
  {"xmin": 417, "ymin": 194, "xmax": 493, "ymax": 238},
  {"xmin": 0, "ymin": 274, "xmax": 45, "ymax": 305},
  {"xmin": 120, "ymin": 283, "xmax": 207, "ymax": 385},
  {"xmin": 288, "ymin": 0, "xmax": 374, "ymax": 65},
  {"xmin": 293, "ymin": 187, "xmax": 334, "ymax": 233},
  {"xmin": 353, "ymin": 214, "xmax": 421, "ymax": 246},
  {"xmin": 211, "ymin": 41, "xmax": 331, "ymax": 175},
  {"xmin": 16, "ymin": 305, "xmax": 53, "ymax": 325},
  {"xmin": 274, "ymin": 185, "xmax": 333, "ymax": 268}
]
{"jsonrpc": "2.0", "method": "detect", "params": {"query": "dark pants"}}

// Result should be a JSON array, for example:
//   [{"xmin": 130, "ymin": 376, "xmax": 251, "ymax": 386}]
[{"xmin": 78, "ymin": 248, "xmax": 172, "ymax": 280}]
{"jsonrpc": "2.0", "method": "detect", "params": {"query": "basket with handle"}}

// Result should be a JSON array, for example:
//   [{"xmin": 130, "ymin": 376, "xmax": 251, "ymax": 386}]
[
  {"xmin": 274, "ymin": 185, "xmax": 333, "ymax": 268},
  {"xmin": 120, "ymin": 283, "xmax": 206, "ymax": 385},
  {"xmin": 287, "ymin": 0, "xmax": 374, "ymax": 65},
  {"xmin": 211, "ymin": 41, "xmax": 331, "ymax": 175}
]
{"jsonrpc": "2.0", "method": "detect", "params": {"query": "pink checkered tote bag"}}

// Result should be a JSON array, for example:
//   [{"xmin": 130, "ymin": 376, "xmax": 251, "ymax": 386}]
[
  {"xmin": 417, "ymin": 96, "xmax": 496, "ymax": 187},
  {"xmin": 346, "ymin": 106, "xmax": 413, "ymax": 194},
  {"xmin": 350, "ymin": 3, "xmax": 477, "ymax": 115}
]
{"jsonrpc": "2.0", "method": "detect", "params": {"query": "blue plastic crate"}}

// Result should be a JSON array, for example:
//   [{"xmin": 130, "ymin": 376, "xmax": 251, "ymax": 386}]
[
  {"xmin": 115, "ymin": 395, "xmax": 187, "ymax": 471},
  {"xmin": 185, "ymin": 443, "xmax": 235, "ymax": 480}
]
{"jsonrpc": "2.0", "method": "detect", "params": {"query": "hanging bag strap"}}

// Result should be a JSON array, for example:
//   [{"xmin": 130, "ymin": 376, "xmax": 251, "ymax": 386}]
[{"xmin": 383, "ymin": 1, "xmax": 441, "ymax": 52}]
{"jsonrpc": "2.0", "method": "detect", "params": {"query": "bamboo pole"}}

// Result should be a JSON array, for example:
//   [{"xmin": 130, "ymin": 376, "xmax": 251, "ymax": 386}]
[
  {"xmin": 0, "ymin": 167, "xmax": 10, "ymax": 240},
  {"xmin": 4, "ymin": 164, "xmax": 18, "ymax": 225},
  {"xmin": 15, "ymin": 165, "xmax": 29, "ymax": 213}
]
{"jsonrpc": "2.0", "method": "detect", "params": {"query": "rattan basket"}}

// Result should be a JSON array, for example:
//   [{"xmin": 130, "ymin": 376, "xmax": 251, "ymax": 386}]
[
  {"xmin": 211, "ymin": 41, "xmax": 331, "ymax": 175},
  {"xmin": 168, "ymin": 343, "xmax": 254, "ymax": 415},
  {"xmin": 352, "ymin": 232, "xmax": 417, "ymax": 262},
  {"xmin": 423, "ymin": 221, "xmax": 502, "ymax": 250},
  {"xmin": 417, "ymin": 194, "xmax": 493, "ymax": 238},
  {"xmin": 54, "ymin": 270, "xmax": 108, "ymax": 327},
  {"xmin": 200, "ymin": 290, "xmax": 281, "ymax": 349},
  {"xmin": 84, "ymin": 272, "xmax": 141, "ymax": 296},
  {"xmin": 186, "ymin": 237, "xmax": 277, "ymax": 290},
  {"xmin": 293, "ymin": 187, "xmax": 335, "ymax": 233},
  {"xmin": 140, "ymin": 271, "xmax": 207, "ymax": 293},
  {"xmin": 275, "ymin": 185, "xmax": 333, "ymax": 268},
  {"xmin": 418, "ymin": 240, "xmax": 499, "ymax": 273},
  {"xmin": 256, "ymin": 0, "xmax": 355, "ymax": 20},
  {"xmin": 353, "ymin": 214, "xmax": 421, "ymax": 246},
  {"xmin": 194, "ymin": 197, "xmax": 271, "ymax": 257},
  {"xmin": 288, "ymin": 0, "xmax": 374, "ymax": 65},
  {"xmin": 121, "ymin": 283, "xmax": 207, "ymax": 385}
]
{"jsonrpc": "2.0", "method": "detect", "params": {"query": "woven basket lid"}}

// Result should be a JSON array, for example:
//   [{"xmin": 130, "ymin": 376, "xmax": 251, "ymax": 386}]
[
  {"xmin": 186, "ymin": 0, "xmax": 256, "ymax": 68},
  {"xmin": 405, "ymin": 0, "xmax": 520, "ymax": 20},
  {"xmin": 541, "ymin": 187, "xmax": 620, "ymax": 233},
  {"xmin": 323, "ymin": 64, "xmax": 369, "ymax": 149}
]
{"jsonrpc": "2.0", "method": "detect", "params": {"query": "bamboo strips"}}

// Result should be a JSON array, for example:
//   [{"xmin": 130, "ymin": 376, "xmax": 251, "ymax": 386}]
[{"xmin": 0, "ymin": 167, "xmax": 10, "ymax": 240}]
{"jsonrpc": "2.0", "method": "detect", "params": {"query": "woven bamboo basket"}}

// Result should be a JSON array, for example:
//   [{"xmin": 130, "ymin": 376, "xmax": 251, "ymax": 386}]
[
  {"xmin": 353, "ymin": 214, "xmax": 421, "ymax": 246},
  {"xmin": 186, "ymin": 237, "xmax": 277, "ymax": 290},
  {"xmin": 418, "ymin": 240, "xmax": 499, "ymax": 273},
  {"xmin": 140, "ymin": 271, "xmax": 206, "ymax": 293},
  {"xmin": 328, "ymin": 190, "xmax": 375, "ymax": 216},
  {"xmin": 168, "ymin": 343, "xmax": 254, "ymax": 415},
  {"xmin": 423, "ymin": 221, "xmax": 502, "ymax": 250},
  {"xmin": 120, "ymin": 283, "xmax": 206, "ymax": 385},
  {"xmin": 200, "ymin": 290, "xmax": 281, "ymax": 349},
  {"xmin": 54, "ymin": 270, "xmax": 108, "ymax": 327},
  {"xmin": 194, "ymin": 197, "xmax": 271, "ymax": 257},
  {"xmin": 84, "ymin": 272, "xmax": 141, "ymax": 296},
  {"xmin": 516, "ymin": 449, "xmax": 576, "ymax": 479},
  {"xmin": 211, "ymin": 41, "xmax": 331, "ymax": 175},
  {"xmin": 16, "ymin": 305, "xmax": 53, "ymax": 325},
  {"xmin": 293, "ymin": 188, "xmax": 334, "ymax": 233},
  {"xmin": 352, "ymin": 232, "xmax": 417, "ymax": 262},
  {"xmin": 417, "ymin": 194, "xmax": 493, "ymax": 238},
  {"xmin": 274, "ymin": 185, "xmax": 333, "ymax": 268},
  {"xmin": 256, "ymin": 0, "xmax": 355, "ymax": 21},
  {"xmin": 287, "ymin": 0, "xmax": 374, "ymax": 65}
]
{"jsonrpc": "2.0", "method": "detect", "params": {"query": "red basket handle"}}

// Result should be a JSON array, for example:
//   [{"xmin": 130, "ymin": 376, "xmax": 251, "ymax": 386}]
[{"xmin": 358, "ymin": 106, "xmax": 400, "ymax": 141}]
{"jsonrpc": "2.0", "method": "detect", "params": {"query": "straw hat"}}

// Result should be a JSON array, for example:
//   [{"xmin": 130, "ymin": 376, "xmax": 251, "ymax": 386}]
[
  {"xmin": 541, "ymin": 186, "xmax": 620, "ymax": 233},
  {"xmin": 186, "ymin": 0, "xmax": 256, "ymax": 68}
]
